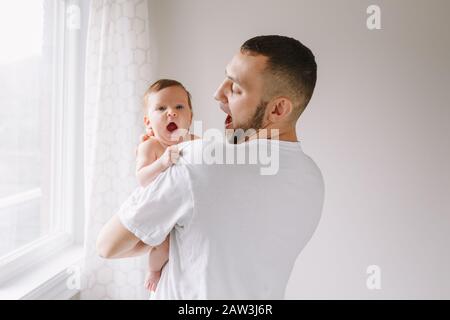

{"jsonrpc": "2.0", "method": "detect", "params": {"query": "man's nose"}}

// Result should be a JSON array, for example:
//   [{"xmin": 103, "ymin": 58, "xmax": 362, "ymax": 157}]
[{"xmin": 213, "ymin": 80, "xmax": 227, "ymax": 103}]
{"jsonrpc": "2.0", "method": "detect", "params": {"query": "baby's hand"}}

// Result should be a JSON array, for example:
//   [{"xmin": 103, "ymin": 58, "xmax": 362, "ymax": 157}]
[
  {"xmin": 159, "ymin": 145, "xmax": 180, "ymax": 170},
  {"xmin": 144, "ymin": 270, "xmax": 161, "ymax": 292}
]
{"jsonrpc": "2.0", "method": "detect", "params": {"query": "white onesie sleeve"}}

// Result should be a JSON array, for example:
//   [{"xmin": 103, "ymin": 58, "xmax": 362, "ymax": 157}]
[{"xmin": 117, "ymin": 164, "xmax": 194, "ymax": 246}]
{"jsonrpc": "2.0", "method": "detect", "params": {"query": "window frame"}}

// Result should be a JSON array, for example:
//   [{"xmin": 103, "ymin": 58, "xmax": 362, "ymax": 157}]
[{"xmin": 0, "ymin": 0, "xmax": 85, "ymax": 286}]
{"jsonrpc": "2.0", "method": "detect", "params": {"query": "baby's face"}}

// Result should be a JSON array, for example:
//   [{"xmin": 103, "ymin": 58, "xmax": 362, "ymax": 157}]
[{"xmin": 145, "ymin": 86, "xmax": 192, "ymax": 145}]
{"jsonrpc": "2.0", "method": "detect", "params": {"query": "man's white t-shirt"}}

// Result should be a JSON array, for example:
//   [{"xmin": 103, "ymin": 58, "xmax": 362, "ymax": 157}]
[{"xmin": 118, "ymin": 138, "xmax": 325, "ymax": 299}]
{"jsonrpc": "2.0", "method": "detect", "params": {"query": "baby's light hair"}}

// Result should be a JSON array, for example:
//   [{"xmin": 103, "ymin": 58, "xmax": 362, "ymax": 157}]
[{"xmin": 143, "ymin": 79, "xmax": 193, "ymax": 115}]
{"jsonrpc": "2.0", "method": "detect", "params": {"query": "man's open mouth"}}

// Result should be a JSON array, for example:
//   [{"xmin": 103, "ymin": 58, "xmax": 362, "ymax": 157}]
[
  {"xmin": 225, "ymin": 114, "xmax": 233, "ymax": 129},
  {"xmin": 220, "ymin": 104, "xmax": 233, "ymax": 129},
  {"xmin": 166, "ymin": 122, "xmax": 178, "ymax": 132}
]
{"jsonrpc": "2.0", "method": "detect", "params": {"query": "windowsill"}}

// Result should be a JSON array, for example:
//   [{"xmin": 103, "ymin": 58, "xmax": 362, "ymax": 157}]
[{"xmin": 0, "ymin": 245, "xmax": 84, "ymax": 300}]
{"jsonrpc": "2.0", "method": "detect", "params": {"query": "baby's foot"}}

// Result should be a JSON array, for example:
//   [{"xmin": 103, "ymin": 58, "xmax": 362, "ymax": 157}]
[{"xmin": 144, "ymin": 270, "xmax": 161, "ymax": 292}]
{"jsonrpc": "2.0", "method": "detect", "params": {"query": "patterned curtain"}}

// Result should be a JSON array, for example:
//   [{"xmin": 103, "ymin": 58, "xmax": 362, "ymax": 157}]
[{"xmin": 81, "ymin": 0, "xmax": 154, "ymax": 299}]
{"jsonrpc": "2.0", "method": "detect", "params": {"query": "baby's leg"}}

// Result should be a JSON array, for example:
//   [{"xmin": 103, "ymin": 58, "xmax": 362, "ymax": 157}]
[
  {"xmin": 144, "ymin": 236, "xmax": 170, "ymax": 291},
  {"xmin": 149, "ymin": 235, "xmax": 170, "ymax": 271}
]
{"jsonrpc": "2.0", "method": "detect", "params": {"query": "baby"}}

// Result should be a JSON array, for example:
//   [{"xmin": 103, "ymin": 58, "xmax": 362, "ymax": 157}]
[{"xmin": 135, "ymin": 79, "xmax": 196, "ymax": 292}]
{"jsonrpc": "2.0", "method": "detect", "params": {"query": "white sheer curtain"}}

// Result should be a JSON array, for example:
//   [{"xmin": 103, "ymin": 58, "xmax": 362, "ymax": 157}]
[{"xmin": 81, "ymin": 0, "xmax": 154, "ymax": 299}]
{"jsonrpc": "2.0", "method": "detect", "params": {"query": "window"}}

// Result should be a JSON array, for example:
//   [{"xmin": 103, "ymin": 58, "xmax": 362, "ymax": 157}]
[{"xmin": 0, "ymin": 0, "xmax": 83, "ymax": 284}]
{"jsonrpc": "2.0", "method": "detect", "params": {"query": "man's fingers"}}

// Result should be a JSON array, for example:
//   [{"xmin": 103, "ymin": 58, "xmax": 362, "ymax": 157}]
[
  {"xmin": 146, "ymin": 128, "xmax": 154, "ymax": 137},
  {"xmin": 136, "ymin": 134, "xmax": 150, "ymax": 156},
  {"xmin": 140, "ymin": 134, "xmax": 150, "ymax": 142}
]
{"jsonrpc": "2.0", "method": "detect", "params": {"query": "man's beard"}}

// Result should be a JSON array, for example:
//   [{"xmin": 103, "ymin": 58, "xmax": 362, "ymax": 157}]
[{"xmin": 228, "ymin": 100, "xmax": 268, "ymax": 144}]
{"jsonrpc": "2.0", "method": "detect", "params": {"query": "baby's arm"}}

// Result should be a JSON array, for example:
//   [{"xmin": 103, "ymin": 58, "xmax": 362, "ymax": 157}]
[{"xmin": 135, "ymin": 138, "xmax": 179, "ymax": 188}]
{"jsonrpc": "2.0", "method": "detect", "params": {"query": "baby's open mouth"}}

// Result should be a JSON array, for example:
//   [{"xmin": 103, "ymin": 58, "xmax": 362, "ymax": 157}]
[{"xmin": 166, "ymin": 122, "xmax": 178, "ymax": 132}]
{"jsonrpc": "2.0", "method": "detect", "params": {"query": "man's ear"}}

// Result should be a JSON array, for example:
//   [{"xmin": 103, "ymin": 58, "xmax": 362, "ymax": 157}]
[{"xmin": 267, "ymin": 97, "xmax": 293, "ymax": 123}]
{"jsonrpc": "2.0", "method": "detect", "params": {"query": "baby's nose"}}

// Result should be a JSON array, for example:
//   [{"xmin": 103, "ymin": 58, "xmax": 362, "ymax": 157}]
[{"xmin": 168, "ymin": 110, "xmax": 177, "ymax": 117}]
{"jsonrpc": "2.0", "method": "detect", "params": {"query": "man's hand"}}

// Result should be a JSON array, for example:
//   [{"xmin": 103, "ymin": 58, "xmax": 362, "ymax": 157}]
[
  {"xmin": 141, "ymin": 127, "xmax": 154, "ymax": 142},
  {"xmin": 135, "ymin": 128, "xmax": 154, "ymax": 156}
]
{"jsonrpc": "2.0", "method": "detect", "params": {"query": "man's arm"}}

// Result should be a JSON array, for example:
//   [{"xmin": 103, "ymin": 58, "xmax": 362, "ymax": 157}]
[{"xmin": 96, "ymin": 215, "xmax": 152, "ymax": 259}]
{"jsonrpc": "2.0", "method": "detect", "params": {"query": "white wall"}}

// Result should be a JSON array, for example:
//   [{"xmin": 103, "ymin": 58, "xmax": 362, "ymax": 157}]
[{"xmin": 147, "ymin": 0, "xmax": 450, "ymax": 298}]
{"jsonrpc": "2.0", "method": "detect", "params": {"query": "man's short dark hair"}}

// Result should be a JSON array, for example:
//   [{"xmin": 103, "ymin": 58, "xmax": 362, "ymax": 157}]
[{"xmin": 241, "ymin": 35, "xmax": 317, "ymax": 119}]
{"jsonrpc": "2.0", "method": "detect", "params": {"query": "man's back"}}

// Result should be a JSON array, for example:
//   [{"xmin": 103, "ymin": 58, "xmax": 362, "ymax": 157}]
[{"xmin": 153, "ymin": 138, "xmax": 325, "ymax": 299}]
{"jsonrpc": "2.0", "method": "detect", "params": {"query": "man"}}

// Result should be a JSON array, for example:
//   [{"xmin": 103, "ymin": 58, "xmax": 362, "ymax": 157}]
[{"xmin": 96, "ymin": 35, "xmax": 325, "ymax": 299}]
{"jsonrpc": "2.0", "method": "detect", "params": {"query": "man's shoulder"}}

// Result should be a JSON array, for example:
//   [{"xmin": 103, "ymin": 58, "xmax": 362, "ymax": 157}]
[
  {"xmin": 177, "ymin": 138, "xmax": 204, "ymax": 150},
  {"xmin": 176, "ymin": 138, "xmax": 212, "ymax": 161}
]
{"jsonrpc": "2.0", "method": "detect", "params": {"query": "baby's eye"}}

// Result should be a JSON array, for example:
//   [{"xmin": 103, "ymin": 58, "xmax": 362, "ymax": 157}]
[
  {"xmin": 157, "ymin": 106, "xmax": 166, "ymax": 111},
  {"xmin": 176, "ymin": 105, "xmax": 184, "ymax": 109}
]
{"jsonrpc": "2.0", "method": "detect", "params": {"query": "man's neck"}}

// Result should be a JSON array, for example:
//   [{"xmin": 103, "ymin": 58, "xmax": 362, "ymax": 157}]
[{"xmin": 246, "ymin": 126, "xmax": 298, "ymax": 142}]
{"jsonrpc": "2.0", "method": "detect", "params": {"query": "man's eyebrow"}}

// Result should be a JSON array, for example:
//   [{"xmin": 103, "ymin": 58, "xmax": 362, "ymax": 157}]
[{"xmin": 225, "ymin": 69, "xmax": 242, "ymax": 86}]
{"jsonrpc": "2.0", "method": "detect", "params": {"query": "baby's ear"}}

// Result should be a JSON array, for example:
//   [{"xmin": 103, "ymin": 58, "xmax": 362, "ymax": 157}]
[{"xmin": 143, "ymin": 115, "xmax": 151, "ymax": 127}]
